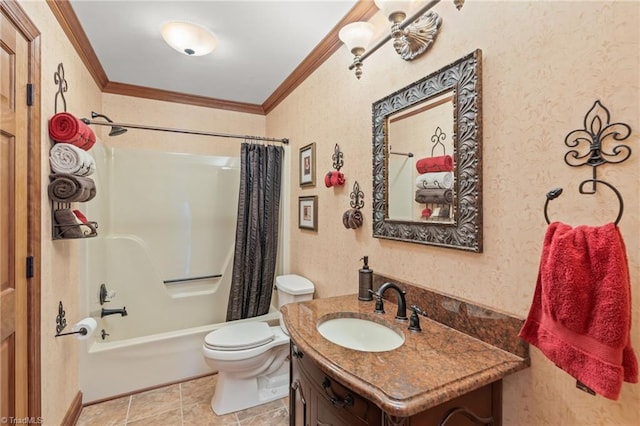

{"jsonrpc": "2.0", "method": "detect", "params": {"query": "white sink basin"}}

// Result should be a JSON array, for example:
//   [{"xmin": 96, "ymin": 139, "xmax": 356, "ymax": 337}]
[{"xmin": 317, "ymin": 316, "xmax": 404, "ymax": 352}]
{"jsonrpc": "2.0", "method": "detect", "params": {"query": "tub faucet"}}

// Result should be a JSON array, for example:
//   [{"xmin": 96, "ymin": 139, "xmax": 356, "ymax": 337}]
[
  {"xmin": 374, "ymin": 282, "xmax": 408, "ymax": 321},
  {"xmin": 101, "ymin": 307, "xmax": 128, "ymax": 318}
]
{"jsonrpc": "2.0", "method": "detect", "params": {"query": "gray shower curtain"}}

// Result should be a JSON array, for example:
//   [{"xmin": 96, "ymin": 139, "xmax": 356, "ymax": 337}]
[{"xmin": 226, "ymin": 143, "xmax": 284, "ymax": 320}]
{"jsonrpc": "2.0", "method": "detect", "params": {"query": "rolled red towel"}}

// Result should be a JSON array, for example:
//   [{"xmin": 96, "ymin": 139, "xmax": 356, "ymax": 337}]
[
  {"xmin": 49, "ymin": 112, "xmax": 96, "ymax": 150},
  {"xmin": 415, "ymin": 155, "xmax": 453, "ymax": 174}
]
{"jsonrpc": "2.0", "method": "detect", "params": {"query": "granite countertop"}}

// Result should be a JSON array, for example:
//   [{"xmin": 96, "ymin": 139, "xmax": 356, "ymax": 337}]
[{"xmin": 281, "ymin": 294, "xmax": 529, "ymax": 418}]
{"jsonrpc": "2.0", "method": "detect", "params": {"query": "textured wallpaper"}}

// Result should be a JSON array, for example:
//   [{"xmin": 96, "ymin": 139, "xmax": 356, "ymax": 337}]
[
  {"xmin": 267, "ymin": 1, "xmax": 639, "ymax": 425},
  {"xmin": 17, "ymin": 1, "xmax": 103, "ymax": 424},
  {"xmin": 29, "ymin": 0, "xmax": 639, "ymax": 424}
]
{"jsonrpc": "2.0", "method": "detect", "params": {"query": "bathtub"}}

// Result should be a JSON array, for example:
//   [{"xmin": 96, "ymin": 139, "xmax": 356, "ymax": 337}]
[
  {"xmin": 79, "ymin": 309, "xmax": 280, "ymax": 403},
  {"xmin": 79, "ymin": 143, "xmax": 284, "ymax": 402}
]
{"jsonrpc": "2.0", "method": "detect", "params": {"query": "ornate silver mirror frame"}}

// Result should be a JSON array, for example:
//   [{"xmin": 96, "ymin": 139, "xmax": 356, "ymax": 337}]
[{"xmin": 372, "ymin": 49, "xmax": 483, "ymax": 252}]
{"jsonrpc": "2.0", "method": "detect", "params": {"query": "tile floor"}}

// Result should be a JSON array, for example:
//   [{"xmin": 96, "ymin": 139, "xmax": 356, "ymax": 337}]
[{"xmin": 76, "ymin": 374, "xmax": 289, "ymax": 426}]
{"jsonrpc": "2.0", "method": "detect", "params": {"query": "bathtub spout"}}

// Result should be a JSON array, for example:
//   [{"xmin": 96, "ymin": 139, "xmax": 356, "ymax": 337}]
[{"xmin": 101, "ymin": 307, "xmax": 128, "ymax": 318}]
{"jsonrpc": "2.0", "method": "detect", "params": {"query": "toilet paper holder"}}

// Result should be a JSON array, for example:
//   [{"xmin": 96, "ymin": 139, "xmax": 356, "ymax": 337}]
[
  {"xmin": 54, "ymin": 300, "xmax": 94, "ymax": 338},
  {"xmin": 55, "ymin": 327, "xmax": 88, "ymax": 338}
]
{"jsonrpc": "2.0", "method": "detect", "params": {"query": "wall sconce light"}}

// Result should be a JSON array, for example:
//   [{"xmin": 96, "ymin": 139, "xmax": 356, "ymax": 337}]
[
  {"xmin": 338, "ymin": 22, "xmax": 375, "ymax": 79},
  {"xmin": 161, "ymin": 21, "xmax": 217, "ymax": 56},
  {"xmin": 339, "ymin": 0, "xmax": 465, "ymax": 79}
]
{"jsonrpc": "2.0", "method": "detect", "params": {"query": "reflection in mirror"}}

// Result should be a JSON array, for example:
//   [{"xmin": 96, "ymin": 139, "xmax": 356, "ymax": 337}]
[
  {"xmin": 372, "ymin": 49, "xmax": 483, "ymax": 252},
  {"xmin": 388, "ymin": 91, "xmax": 455, "ymax": 223}
]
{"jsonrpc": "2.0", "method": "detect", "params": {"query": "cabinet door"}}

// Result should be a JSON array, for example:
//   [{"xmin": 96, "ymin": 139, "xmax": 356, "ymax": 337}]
[
  {"xmin": 408, "ymin": 381, "xmax": 501, "ymax": 426},
  {"xmin": 290, "ymin": 344, "xmax": 309, "ymax": 426},
  {"xmin": 290, "ymin": 343, "xmax": 382, "ymax": 426}
]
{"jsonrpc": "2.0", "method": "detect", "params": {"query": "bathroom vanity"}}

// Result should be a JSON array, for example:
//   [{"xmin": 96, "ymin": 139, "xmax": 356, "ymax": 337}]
[{"xmin": 282, "ymin": 277, "xmax": 529, "ymax": 426}]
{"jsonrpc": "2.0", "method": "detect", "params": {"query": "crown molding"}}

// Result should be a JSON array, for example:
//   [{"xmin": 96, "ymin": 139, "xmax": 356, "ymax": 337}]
[
  {"xmin": 103, "ymin": 81, "xmax": 265, "ymax": 115},
  {"xmin": 261, "ymin": 0, "xmax": 377, "ymax": 114},
  {"xmin": 47, "ymin": 0, "xmax": 377, "ymax": 116},
  {"xmin": 46, "ymin": 0, "xmax": 108, "ymax": 89}
]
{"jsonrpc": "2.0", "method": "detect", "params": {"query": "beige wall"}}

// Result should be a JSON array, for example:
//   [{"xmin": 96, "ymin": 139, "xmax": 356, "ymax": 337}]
[
  {"xmin": 100, "ymin": 93, "xmax": 265, "ymax": 157},
  {"xmin": 19, "ymin": 0, "xmax": 640, "ymax": 424},
  {"xmin": 267, "ymin": 1, "xmax": 639, "ymax": 425},
  {"xmin": 20, "ymin": 1, "xmax": 267, "ymax": 423},
  {"xmin": 17, "ymin": 1, "xmax": 102, "ymax": 424}
]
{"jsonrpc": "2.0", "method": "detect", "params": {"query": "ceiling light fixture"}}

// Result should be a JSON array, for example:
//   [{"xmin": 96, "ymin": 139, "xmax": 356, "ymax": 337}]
[
  {"xmin": 339, "ymin": 0, "xmax": 465, "ymax": 79},
  {"xmin": 161, "ymin": 21, "xmax": 217, "ymax": 56}
]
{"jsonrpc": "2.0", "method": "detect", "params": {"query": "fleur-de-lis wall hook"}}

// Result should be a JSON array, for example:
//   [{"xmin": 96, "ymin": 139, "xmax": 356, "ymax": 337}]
[
  {"xmin": 543, "ymin": 100, "xmax": 632, "ymax": 226},
  {"xmin": 325, "ymin": 143, "xmax": 346, "ymax": 187},
  {"xmin": 343, "ymin": 180, "xmax": 364, "ymax": 230},
  {"xmin": 332, "ymin": 143, "xmax": 344, "ymax": 171},
  {"xmin": 54, "ymin": 62, "xmax": 68, "ymax": 113}
]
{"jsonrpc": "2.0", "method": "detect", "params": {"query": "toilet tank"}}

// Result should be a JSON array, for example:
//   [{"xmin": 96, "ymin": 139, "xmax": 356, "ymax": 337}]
[{"xmin": 275, "ymin": 274, "xmax": 314, "ymax": 308}]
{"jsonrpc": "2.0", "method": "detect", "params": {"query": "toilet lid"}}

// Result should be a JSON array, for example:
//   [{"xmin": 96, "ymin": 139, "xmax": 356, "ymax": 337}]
[{"xmin": 205, "ymin": 322, "xmax": 275, "ymax": 351}]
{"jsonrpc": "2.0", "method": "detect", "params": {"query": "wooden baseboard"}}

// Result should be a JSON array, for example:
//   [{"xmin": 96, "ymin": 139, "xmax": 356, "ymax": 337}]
[{"xmin": 61, "ymin": 391, "xmax": 82, "ymax": 426}]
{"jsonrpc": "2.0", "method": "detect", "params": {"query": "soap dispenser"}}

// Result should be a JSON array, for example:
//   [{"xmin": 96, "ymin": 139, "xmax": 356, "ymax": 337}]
[{"xmin": 358, "ymin": 256, "xmax": 373, "ymax": 301}]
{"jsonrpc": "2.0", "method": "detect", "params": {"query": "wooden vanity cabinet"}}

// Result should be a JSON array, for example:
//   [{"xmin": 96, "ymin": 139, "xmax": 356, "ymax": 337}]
[
  {"xmin": 290, "ymin": 343, "xmax": 381, "ymax": 426},
  {"xmin": 289, "ymin": 343, "xmax": 502, "ymax": 426}
]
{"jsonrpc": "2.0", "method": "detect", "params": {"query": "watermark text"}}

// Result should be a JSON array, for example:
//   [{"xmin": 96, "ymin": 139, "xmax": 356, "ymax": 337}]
[{"xmin": 0, "ymin": 417, "xmax": 44, "ymax": 424}]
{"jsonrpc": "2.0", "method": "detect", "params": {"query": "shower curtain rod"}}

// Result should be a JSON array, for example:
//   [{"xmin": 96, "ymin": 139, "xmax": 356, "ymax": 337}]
[{"xmin": 81, "ymin": 118, "xmax": 289, "ymax": 144}]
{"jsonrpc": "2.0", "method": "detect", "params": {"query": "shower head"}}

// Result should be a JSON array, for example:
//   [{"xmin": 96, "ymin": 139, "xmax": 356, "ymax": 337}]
[
  {"xmin": 91, "ymin": 111, "xmax": 128, "ymax": 136},
  {"xmin": 108, "ymin": 126, "xmax": 128, "ymax": 137}
]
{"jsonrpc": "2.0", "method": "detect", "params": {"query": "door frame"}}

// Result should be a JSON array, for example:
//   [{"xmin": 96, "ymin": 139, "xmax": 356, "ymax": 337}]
[{"xmin": 0, "ymin": 0, "xmax": 41, "ymax": 416}]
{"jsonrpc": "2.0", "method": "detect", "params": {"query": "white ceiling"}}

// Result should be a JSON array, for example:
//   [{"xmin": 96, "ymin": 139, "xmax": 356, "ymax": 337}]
[{"xmin": 70, "ymin": 0, "xmax": 358, "ymax": 105}]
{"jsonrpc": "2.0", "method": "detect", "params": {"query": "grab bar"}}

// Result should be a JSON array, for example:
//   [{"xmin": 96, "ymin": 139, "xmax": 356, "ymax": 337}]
[{"xmin": 163, "ymin": 274, "xmax": 222, "ymax": 285}]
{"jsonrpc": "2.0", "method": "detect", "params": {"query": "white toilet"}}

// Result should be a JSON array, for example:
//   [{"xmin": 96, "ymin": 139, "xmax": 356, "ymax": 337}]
[{"xmin": 202, "ymin": 274, "xmax": 314, "ymax": 415}]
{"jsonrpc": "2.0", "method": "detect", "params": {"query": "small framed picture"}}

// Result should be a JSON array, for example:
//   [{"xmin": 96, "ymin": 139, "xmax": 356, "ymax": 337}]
[
  {"xmin": 299, "ymin": 143, "xmax": 316, "ymax": 187},
  {"xmin": 298, "ymin": 196, "xmax": 317, "ymax": 231}
]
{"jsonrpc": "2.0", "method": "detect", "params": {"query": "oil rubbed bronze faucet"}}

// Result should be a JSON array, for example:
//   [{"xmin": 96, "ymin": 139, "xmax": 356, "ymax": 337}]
[
  {"xmin": 374, "ymin": 282, "xmax": 408, "ymax": 321},
  {"xmin": 101, "ymin": 307, "xmax": 128, "ymax": 318}
]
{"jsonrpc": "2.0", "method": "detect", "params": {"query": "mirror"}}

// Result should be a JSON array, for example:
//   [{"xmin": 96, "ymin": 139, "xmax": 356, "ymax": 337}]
[{"xmin": 372, "ymin": 49, "xmax": 483, "ymax": 252}]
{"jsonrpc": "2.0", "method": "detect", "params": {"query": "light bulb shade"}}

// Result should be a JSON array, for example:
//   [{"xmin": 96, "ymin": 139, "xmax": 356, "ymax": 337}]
[
  {"xmin": 374, "ymin": 0, "xmax": 415, "ymax": 19},
  {"xmin": 338, "ymin": 22, "xmax": 375, "ymax": 54},
  {"xmin": 161, "ymin": 21, "xmax": 217, "ymax": 56}
]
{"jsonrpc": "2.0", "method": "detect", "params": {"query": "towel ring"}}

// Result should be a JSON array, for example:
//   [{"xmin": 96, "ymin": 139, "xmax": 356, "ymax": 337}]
[{"xmin": 544, "ymin": 179, "xmax": 624, "ymax": 225}]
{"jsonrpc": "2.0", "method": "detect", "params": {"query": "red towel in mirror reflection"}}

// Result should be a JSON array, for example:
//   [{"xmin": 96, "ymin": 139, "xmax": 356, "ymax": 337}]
[
  {"xmin": 519, "ymin": 222, "xmax": 638, "ymax": 400},
  {"xmin": 415, "ymin": 155, "xmax": 453, "ymax": 173}
]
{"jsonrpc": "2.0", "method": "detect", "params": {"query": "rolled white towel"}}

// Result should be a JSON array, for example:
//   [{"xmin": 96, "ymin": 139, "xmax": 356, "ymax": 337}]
[
  {"xmin": 415, "ymin": 171, "xmax": 453, "ymax": 189},
  {"xmin": 50, "ymin": 143, "xmax": 95, "ymax": 176}
]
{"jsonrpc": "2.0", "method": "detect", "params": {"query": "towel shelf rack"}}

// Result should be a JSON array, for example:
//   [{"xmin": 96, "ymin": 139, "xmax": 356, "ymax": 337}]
[
  {"xmin": 50, "ymin": 62, "xmax": 99, "ymax": 240},
  {"xmin": 544, "ymin": 100, "xmax": 632, "ymax": 226}
]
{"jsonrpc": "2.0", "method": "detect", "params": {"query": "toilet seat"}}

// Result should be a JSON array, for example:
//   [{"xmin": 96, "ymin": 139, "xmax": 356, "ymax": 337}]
[{"xmin": 204, "ymin": 322, "xmax": 275, "ymax": 351}]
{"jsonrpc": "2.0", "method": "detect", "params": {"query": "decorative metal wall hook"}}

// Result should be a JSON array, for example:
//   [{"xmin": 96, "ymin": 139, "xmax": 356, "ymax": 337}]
[
  {"xmin": 53, "ymin": 63, "xmax": 67, "ymax": 113},
  {"xmin": 55, "ymin": 300, "xmax": 67, "ymax": 335},
  {"xmin": 544, "ymin": 100, "xmax": 632, "ymax": 226},
  {"xmin": 430, "ymin": 126, "xmax": 447, "ymax": 156},
  {"xmin": 350, "ymin": 181, "xmax": 364, "ymax": 210},
  {"xmin": 343, "ymin": 180, "xmax": 365, "ymax": 229},
  {"xmin": 332, "ymin": 144, "xmax": 344, "ymax": 171},
  {"xmin": 564, "ymin": 100, "xmax": 632, "ymax": 171}
]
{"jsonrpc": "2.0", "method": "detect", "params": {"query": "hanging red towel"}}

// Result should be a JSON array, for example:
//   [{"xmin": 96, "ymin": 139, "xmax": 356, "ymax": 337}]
[
  {"xmin": 415, "ymin": 155, "xmax": 453, "ymax": 173},
  {"xmin": 49, "ymin": 112, "xmax": 96, "ymax": 150},
  {"xmin": 519, "ymin": 222, "xmax": 638, "ymax": 400}
]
